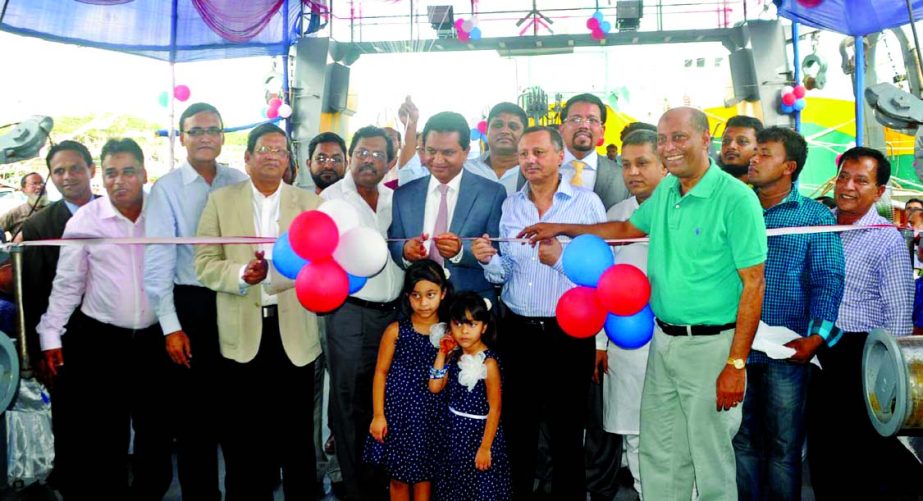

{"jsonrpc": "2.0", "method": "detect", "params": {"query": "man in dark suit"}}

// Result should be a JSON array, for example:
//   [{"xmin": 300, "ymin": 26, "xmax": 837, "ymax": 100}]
[
  {"xmin": 20, "ymin": 139, "xmax": 96, "ymax": 495},
  {"xmin": 389, "ymin": 111, "xmax": 506, "ymax": 299},
  {"xmin": 516, "ymin": 93, "xmax": 629, "ymax": 212}
]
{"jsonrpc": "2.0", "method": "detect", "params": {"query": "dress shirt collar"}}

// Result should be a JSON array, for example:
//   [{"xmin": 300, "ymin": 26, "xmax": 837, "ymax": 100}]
[
  {"xmin": 518, "ymin": 174, "xmax": 575, "ymax": 201},
  {"xmin": 563, "ymin": 148, "xmax": 598, "ymax": 170},
  {"xmin": 673, "ymin": 159, "xmax": 721, "ymax": 199},
  {"xmin": 762, "ymin": 187, "xmax": 802, "ymax": 212},
  {"xmin": 834, "ymin": 204, "xmax": 883, "ymax": 227},
  {"xmin": 180, "ymin": 161, "xmax": 234, "ymax": 186},
  {"xmin": 250, "ymin": 180, "xmax": 282, "ymax": 202},
  {"xmin": 427, "ymin": 168, "xmax": 464, "ymax": 195},
  {"xmin": 98, "ymin": 193, "xmax": 146, "ymax": 223},
  {"xmin": 64, "ymin": 199, "xmax": 81, "ymax": 215}
]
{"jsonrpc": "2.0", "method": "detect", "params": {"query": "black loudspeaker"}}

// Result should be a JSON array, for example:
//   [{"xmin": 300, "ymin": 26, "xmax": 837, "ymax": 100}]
[
  {"xmin": 729, "ymin": 48, "xmax": 759, "ymax": 102},
  {"xmin": 324, "ymin": 63, "xmax": 350, "ymax": 113}
]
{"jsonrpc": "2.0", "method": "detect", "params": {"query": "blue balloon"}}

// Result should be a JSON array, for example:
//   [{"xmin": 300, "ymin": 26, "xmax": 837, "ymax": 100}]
[
  {"xmin": 600, "ymin": 20, "xmax": 611, "ymax": 33},
  {"xmin": 781, "ymin": 103, "xmax": 794, "ymax": 114},
  {"xmin": 562, "ymin": 234, "xmax": 614, "ymax": 287},
  {"xmin": 793, "ymin": 98, "xmax": 806, "ymax": 111},
  {"xmin": 604, "ymin": 305, "xmax": 654, "ymax": 349},
  {"xmin": 593, "ymin": 10, "xmax": 604, "ymax": 21},
  {"xmin": 348, "ymin": 273, "xmax": 367, "ymax": 294},
  {"xmin": 470, "ymin": 127, "xmax": 481, "ymax": 140},
  {"xmin": 470, "ymin": 27, "xmax": 482, "ymax": 41},
  {"xmin": 272, "ymin": 232, "xmax": 309, "ymax": 280}
]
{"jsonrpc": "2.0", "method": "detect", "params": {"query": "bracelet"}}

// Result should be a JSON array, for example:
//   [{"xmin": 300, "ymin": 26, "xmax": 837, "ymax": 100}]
[{"xmin": 429, "ymin": 366, "xmax": 448, "ymax": 379}]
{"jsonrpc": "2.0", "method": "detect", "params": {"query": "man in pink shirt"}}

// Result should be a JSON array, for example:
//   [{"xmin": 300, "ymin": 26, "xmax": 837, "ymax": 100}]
[{"xmin": 37, "ymin": 138, "xmax": 172, "ymax": 500}]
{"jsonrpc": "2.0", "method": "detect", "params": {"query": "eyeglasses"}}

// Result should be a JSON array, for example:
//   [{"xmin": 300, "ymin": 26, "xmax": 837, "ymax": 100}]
[
  {"xmin": 185, "ymin": 127, "xmax": 223, "ymax": 136},
  {"xmin": 256, "ymin": 146, "xmax": 290, "ymax": 156},
  {"xmin": 353, "ymin": 149, "xmax": 387, "ymax": 161},
  {"xmin": 313, "ymin": 155, "xmax": 344, "ymax": 165},
  {"xmin": 563, "ymin": 116, "xmax": 602, "ymax": 127}
]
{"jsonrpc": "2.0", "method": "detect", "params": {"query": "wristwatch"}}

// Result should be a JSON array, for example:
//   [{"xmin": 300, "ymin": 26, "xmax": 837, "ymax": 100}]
[{"xmin": 727, "ymin": 357, "xmax": 746, "ymax": 370}]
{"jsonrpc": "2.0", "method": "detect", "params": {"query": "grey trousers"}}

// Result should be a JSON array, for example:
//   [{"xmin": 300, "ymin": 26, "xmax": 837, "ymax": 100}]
[
  {"xmin": 325, "ymin": 301, "xmax": 398, "ymax": 500},
  {"xmin": 314, "ymin": 316, "xmax": 341, "ymax": 484}
]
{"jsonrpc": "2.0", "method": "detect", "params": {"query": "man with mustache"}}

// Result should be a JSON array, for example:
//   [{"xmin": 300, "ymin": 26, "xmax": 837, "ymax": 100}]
[
  {"xmin": 515, "ymin": 93, "xmax": 628, "ymax": 211},
  {"xmin": 38, "ymin": 138, "xmax": 173, "ymax": 499},
  {"xmin": 0, "ymin": 172, "xmax": 47, "ymax": 238},
  {"xmin": 321, "ymin": 125, "xmax": 404, "ymax": 501},
  {"xmin": 144, "ymin": 102, "xmax": 247, "ymax": 500},
  {"xmin": 308, "ymin": 132, "xmax": 348, "ymax": 194},
  {"xmin": 718, "ymin": 115, "xmax": 762, "ymax": 183}
]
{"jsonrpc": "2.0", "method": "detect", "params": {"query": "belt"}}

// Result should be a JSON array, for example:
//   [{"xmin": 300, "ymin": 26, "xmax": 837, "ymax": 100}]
[
  {"xmin": 345, "ymin": 296, "xmax": 400, "ymax": 312},
  {"xmin": 656, "ymin": 319, "xmax": 735, "ymax": 336},
  {"xmin": 507, "ymin": 312, "xmax": 556, "ymax": 330},
  {"xmin": 449, "ymin": 406, "xmax": 487, "ymax": 420},
  {"xmin": 262, "ymin": 304, "xmax": 278, "ymax": 319}
]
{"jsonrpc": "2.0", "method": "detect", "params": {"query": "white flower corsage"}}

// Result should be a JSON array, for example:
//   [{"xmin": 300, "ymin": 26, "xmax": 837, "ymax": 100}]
[
  {"xmin": 457, "ymin": 351, "xmax": 487, "ymax": 391},
  {"xmin": 429, "ymin": 322, "xmax": 448, "ymax": 349}
]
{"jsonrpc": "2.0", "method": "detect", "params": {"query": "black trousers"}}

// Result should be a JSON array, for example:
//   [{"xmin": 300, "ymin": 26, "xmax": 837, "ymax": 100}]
[
  {"xmin": 807, "ymin": 331, "xmax": 923, "ymax": 500},
  {"xmin": 170, "ymin": 285, "xmax": 222, "ymax": 501},
  {"xmin": 60, "ymin": 311, "xmax": 172, "ymax": 501},
  {"xmin": 220, "ymin": 312, "xmax": 316, "ymax": 501},
  {"xmin": 501, "ymin": 311, "xmax": 595, "ymax": 501}
]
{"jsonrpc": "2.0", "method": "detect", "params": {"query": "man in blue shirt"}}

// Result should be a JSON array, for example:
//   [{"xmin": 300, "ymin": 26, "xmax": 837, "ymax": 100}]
[
  {"xmin": 143, "ymin": 102, "xmax": 248, "ymax": 500},
  {"xmin": 733, "ymin": 126, "xmax": 844, "ymax": 500}
]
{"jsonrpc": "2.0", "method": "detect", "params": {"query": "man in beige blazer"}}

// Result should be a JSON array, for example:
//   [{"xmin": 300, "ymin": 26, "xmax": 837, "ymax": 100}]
[{"xmin": 196, "ymin": 123, "xmax": 321, "ymax": 501}]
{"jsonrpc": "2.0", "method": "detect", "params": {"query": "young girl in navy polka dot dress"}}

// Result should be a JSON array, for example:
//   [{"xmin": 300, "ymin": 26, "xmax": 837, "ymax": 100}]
[
  {"xmin": 429, "ymin": 292, "xmax": 511, "ymax": 501},
  {"xmin": 364, "ymin": 260, "xmax": 452, "ymax": 500}
]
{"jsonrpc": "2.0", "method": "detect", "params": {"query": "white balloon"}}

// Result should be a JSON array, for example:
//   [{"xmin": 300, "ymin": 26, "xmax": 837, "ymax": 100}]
[
  {"xmin": 278, "ymin": 103, "xmax": 293, "ymax": 118},
  {"xmin": 318, "ymin": 199, "xmax": 360, "ymax": 235},
  {"xmin": 334, "ymin": 226, "xmax": 389, "ymax": 277},
  {"xmin": 462, "ymin": 19, "xmax": 474, "ymax": 32},
  {"xmin": 781, "ymin": 85, "xmax": 794, "ymax": 96},
  {"xmin": 470, "ymin": 17, "xmax": 479, "ymax": 28}
]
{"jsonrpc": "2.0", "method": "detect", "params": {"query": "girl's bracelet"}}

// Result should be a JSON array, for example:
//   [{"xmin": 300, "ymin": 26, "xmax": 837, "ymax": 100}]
[{"xmin": 429, "ymin": 366, "xmax": 448, "ymax": 379}]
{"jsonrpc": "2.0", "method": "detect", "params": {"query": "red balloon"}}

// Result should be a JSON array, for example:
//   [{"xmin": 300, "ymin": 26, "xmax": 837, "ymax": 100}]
[
  {"xmin": 295, "ymin": 260, "xmax": 349, "ymax": 313},
  {"xmin": 477, "ymin": 120, "xmax": 488, "ymax": 135},
  {"xmin": 586, "ymin": 17, "xmax": 600, "ymax": 30},
  {"xmin": 591, "ymin": 29, "xmax": 606, "ymax": 41},
  {"xmin": 796, "ymin": 0, "xmax": 822, "ymax": 7},
  {"xmin": 781, "ymin": 93, "xmax": 796, "ymax": 106},
  {"xmin": 289, "ymin": 210, "xmax": 339, "ymax": 261},
  {"xmin": 792, "ymin": 85, "xmax": 807, "ymax": 99},
  {"xmin": 596, "ymin": 264, "xmax": 651, "ymax": 316},
  {"xmin": 556, "ymin": 287, "xmax": 608, "ymax": 338}
]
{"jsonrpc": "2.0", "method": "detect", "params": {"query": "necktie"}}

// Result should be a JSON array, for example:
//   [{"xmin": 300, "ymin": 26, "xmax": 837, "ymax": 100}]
[
  {"xmin": 429, "ymin": 184, "xmax": 449, "ymax": 265},
  {"xmin": 571, "ymin": 160, "xmax": 586, "ymax": 187}
]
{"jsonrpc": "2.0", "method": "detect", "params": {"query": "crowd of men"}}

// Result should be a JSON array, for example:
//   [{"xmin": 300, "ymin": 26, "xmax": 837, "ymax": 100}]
[{"xmin": 7, "ymin": 93, "xmax": 923, "ymax": 501}]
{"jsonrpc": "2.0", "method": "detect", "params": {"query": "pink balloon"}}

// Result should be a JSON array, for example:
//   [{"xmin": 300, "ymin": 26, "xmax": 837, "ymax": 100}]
[
  {"xmin": 173, "ymin": 84, "xmax": 191, "ymax": 102},
  {"xmin": 781, "ymin": 93, "xmax": 796, "ymax": 106},
  {"xmin": 591, "ymin": 29, "xmax": 606, "ymax": 41},
  {"xmin": 597, "ymin": 264, "xmax": 651, "ymax": 316},
  {"xmin": 268, "ymin": 97, "xmax": 283, "ymax": 109},
  {"xmin": 477, "ymin": 120, "xmax": 488, "ymax": 135},
  {"xmin": 586, "ymin": 17, "xmax": 600, "ymax": 30},
  {"xmin": 289, "ymin": 210, "xmax": 339, "ymax": 261},
  {"xmin": 835, "ymin": 153, "xmax": 843, "ymax": 166},
  {"xmin": 266, "ymin": 106, "xmax": 280, "ymax": 119},
  {"xmin": 796, "ymin": 0, "xmax": 823, "ymax": 7},
  {"xmin": 793, "ymin": 85, "xmax": 807, "ymax": 99},
  {"xmin": 458, "ymin": 31, "xmax": 471, "ymax": 42},
  {"xmin": 295, "ymin": 260, "xmax": 349, "ymax": 313},
  {"xmin": 454, "ymin": 18, "xmax": 465, "ymax": 30},
  {"xmin": 557, "ymin": 287, "xmax": 608, "ymax": 338}
]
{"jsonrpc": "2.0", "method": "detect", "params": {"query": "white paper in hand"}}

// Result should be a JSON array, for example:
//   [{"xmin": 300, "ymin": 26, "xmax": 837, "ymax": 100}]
[{"xmin": 751, "ymin": 321, "xmax": 822, "ymax": 369}]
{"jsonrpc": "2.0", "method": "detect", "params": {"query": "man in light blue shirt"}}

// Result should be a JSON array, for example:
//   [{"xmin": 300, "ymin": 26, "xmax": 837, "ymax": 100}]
[
  {"xmin": 143, "ymin": 102, "xmax": 248, "ymax": 500},
  {"xmin": 397, "ymin": 102, "xmax": 527, "ymax": 195}
]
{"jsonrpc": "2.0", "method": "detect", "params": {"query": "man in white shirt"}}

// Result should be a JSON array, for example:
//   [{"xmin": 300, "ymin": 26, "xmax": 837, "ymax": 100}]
[
  {"xmin": 321, "ymin": 125, "xmax": 404, "ymax": 501},
  {"xmin": 37, "ymin": 138, "xmax": 172, "ymax": 499},
  {"xmin": 600, "ymin": 129, "xmax": 667, "ymax": 498},
  {"xmin": 196, "ymin": 123, "xmax": 323, "ymax": 500}
]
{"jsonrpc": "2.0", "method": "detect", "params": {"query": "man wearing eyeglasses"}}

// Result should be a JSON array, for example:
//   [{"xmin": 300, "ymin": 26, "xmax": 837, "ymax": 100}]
[
  {"xmin": 516, "ymin": 94, "xmax": 629, "ymax": 212},
  {"xmin": 321, "ymin": 126, "xmax": 404, "ymax": 501},
  {"xmin": 308, "ymin": 132, "xmax": 348, "ymax": 194},
  {"xmin": 143, "ymin": 102, "xmax": 248, "ymax": 500},
  {"xmin": 196, "ymin": 123, "xmax": 322, "ymax": 499}
]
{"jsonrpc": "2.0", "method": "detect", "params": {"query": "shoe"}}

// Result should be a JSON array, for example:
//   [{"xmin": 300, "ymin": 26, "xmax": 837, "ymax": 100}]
[{"xmin": 324, "ymin": 436, "xmax": 336, "ymax": 454}]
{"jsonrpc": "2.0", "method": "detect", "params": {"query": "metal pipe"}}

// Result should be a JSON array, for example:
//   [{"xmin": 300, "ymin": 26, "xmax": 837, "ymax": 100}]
[
  {"xmin": 793, "ymin": 21, "xmax": 801, "ymax": 132},
  {"xmin": 168, "ymin": 0, "xmax": 179, "ymax": 170},
  {"xmin": 906, "ymin": 0, "xmax": 923, "ymax": 94},
  {"xmin": 11, "ymin": 247, "xmax": 31, "ymax": 377},
  {"xmin": 856, "ymin": 35, "xmax": 865, "ymax": 146}
]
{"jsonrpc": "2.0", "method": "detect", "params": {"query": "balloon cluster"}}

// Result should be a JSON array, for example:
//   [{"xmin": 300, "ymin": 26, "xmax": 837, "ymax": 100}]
[
  {"xmin": 780, "ymin": 85, "xmax": 807, "ymax": 114},
  {"xmin": 264, "ymin": 96, "xmax": 293, "ymax": 120},
  {"xmin": 455, "ymin": 18, "xmax": 482, "ymax": 42},
  {"xmin": 586, "ymin": 11, "xmax": 611, "ymax": 41},
  {"xmin": 157, "ymin": 85, "xmax": 191, "ymax": 107},
  {"xmin": 555, "ymin": 235, "xmax": 654, "ymax": 349},
  {"xmin": 470, "ymin": 120, "xmax": 488, "ymax": 142},
  {"xmin": 273, "ymin": 200, "xmax": 389, "ymax": 313}
]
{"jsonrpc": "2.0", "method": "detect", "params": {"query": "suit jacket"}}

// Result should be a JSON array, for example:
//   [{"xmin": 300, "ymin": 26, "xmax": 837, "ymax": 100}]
[
  {"xmin": 21, "ymin": 200, "xmax": 74, "ymax": 359},
  {"xmin": 389, "ymin": 171, "xmax": 506, "ymax": 295},
  {"xmin": 195, "ymin": 181, "xmax": 321, "ymax": 367},
  {"xmin": 516, "ymin": 155, "xmax": 629, "ymax": 210}
]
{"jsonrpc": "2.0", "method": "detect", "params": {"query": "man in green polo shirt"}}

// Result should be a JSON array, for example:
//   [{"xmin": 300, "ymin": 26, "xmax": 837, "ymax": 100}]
[{"xmin": 519, "ymin": 107, "xmax": 766, "ymax": 500}]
